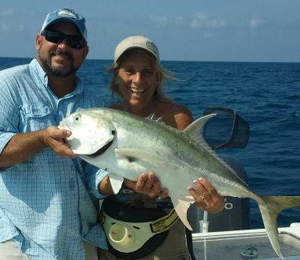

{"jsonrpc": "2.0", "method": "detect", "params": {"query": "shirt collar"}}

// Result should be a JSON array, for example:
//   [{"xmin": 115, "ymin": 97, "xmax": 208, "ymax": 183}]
[{"xmin": 30, "ymin": 59, "xmax": 47, "ymax": 84}]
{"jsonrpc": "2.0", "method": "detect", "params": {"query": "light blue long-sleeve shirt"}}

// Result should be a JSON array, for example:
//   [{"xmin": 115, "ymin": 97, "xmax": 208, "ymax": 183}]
[{"xmin": 0, "ymin": 59, "xmax": 108, "ymax": 260}]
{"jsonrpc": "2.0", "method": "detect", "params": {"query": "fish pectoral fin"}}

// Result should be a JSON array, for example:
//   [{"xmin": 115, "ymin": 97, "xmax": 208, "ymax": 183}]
[
  {"xmin": 171, "ymin": 196, "xmax": 192, "ymax": 230},
  {"xmin": 115, "ymin": 148, "xmax": 168, "ymax": 167},
  {"xmin": 108, "ymin": 172, "xmax": 124, "ymax": 194}
]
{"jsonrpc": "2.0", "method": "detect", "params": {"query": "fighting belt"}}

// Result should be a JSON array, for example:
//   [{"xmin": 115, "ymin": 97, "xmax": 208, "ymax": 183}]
[{"xmin": 100, "ymin": 199, "xmax": 178, "ymax": 259}]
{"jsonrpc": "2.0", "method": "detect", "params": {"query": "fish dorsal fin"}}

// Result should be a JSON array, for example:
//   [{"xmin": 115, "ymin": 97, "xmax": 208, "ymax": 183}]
[
  {"xmin": 183, "ymin": 114, "xmax": 243, "ymax": 179},
  {"xmin": 171, "ymin": 196, "xmax": 192, "ymax": 230},
  {"xmin": 183, "ymin": 113, "xmax": 216, "ymax": 146},
  {"xmin": 183, "ymin": 114, "xmax": 216, "ymax": 152},
  {"xmin": 109, "ymin": 172, "xmax": 124, "ymax": 194}
]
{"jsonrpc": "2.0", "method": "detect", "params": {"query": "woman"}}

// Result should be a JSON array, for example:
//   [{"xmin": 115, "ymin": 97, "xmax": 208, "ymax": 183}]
[{"xmin": 99, "ymin": 36, "xmax": 224, "ymax": 260}]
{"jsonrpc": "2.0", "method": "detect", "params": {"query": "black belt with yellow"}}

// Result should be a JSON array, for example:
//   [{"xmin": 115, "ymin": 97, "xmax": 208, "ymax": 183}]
[{"xmin": 99, "ymin": 188, "xmax": 178, "ymax": 259}]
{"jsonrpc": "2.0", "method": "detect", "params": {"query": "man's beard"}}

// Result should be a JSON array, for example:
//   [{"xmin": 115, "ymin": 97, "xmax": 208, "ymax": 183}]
[{"xmin": 40, "ymin": 49, "xmax": 78, "ymax": 78}]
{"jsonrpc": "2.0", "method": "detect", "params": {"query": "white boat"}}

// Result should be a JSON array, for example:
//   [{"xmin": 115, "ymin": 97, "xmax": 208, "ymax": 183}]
[{"xmin": 192, "ymin": 223, "xmax": 300, "ymax": 260}]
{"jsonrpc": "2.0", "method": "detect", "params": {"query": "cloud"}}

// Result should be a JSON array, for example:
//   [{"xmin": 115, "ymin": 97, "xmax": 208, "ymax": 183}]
[
  {"xmin": 190, "ymin": 11, "xmax": 226, "ymax": 29},
  {"xmin": 250, "ymin": 17, "xmax": 263, "ymax": 30},
  {"xmin": 207, "ymin": 19, "xmax": 226, "ymax": 29},
  {"xmin": 150, "ymin": 15, "xmax": 167, "ymax": 27},
  {"xmin": 1, "ymin": 8, "xmax": 14, "ymax": 17},
  {"xmin": 190, "ymin": 12, "xmax": 208, "ymax": 28},
  {"xmin": 1, "ymin": 9, "xmax": 14, "ymax": 32},
  {"xmin": 17, "ymin": 24, "xmax": 25, "ymax": 32},
  {"xmin": 203, "ymin": 32, "xmax": 213, "ymax": 39},
  {"xmin": 1, "ymin": 23, "xmax": 10, "ymax": 32},
  {"xmin": 175, "ymin": 15, "xmax": 183, "ymax": 25}
]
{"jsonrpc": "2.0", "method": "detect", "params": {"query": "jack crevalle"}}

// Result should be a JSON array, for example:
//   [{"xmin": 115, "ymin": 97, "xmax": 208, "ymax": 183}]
[{"xmin": 59, "ymin": 108, "xmax": 300, "ymax": 259}]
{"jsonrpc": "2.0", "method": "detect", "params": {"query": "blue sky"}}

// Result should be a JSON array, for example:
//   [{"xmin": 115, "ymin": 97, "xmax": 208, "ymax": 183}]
[{"xmin": 1, "ymin": 0, "xmax": 300, "ymax": 62}]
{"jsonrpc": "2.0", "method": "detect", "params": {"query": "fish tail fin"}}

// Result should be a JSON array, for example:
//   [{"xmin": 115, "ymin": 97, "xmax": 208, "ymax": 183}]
[{"xmin": 258, "ymin": 195, "xmax": 300, "ymax": 260}]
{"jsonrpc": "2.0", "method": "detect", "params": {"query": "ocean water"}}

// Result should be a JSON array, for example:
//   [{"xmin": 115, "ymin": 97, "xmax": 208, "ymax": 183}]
[{"xmin": 1, "ymin": 57, "xmax": 300, "ymax": 229}]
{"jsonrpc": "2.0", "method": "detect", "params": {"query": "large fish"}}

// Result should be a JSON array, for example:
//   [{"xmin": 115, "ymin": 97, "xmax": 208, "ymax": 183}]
[{"xmin": 59, "ymin": 108, "xmax": 300, "ymax": 259}]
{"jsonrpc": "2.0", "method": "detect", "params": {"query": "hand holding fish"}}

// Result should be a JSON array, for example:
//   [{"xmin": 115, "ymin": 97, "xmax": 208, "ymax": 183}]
[
  {"xmin": 124, "ymin": 171, "xmax": 169, "ymax": 198},
  {"xmin": 43, "ymin": 126, "xmax": 77, "ymax": 158},
  {"xmin": 189, "ymin": 178, "xmax": 224, "ymax": 214},
  {"xmin": 0, "ymin": 126, "xmax": 76, "ymax": 168}
]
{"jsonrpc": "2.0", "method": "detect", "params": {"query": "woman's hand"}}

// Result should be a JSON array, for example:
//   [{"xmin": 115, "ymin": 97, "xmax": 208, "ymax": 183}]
[
  {"xmin": 124, "ymin": 171, "xmax": 169, "ymax": 198},
  {"xmin": 188, "ymin": 178, "xmax": 224, "ymax": 214}
]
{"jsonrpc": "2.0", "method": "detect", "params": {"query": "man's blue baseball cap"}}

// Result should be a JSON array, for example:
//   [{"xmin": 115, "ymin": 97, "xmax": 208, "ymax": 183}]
[{"xmin": 40, "ymin": 8, "xmax": 87, "ymax": 41}]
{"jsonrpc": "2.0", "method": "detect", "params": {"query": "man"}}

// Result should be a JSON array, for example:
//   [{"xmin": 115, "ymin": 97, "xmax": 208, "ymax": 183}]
[{"xmin": 0, "ymin": 8, "xmax": 109, "ymax": 260}]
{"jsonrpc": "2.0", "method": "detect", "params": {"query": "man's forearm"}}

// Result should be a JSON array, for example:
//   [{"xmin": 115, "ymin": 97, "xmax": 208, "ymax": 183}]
[{"xmin": 0, "ymin": 130, "xmax": 46, "ymax": 168}]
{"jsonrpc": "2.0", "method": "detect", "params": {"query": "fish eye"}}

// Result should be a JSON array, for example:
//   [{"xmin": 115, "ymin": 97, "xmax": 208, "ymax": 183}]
[{"xmin": 74, "ymin": 115, "xmax": 81, "ymax": 122}]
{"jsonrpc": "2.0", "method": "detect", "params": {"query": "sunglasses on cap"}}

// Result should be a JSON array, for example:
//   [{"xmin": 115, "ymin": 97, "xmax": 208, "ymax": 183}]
[{"xmin": 41, "ymin": 29, "xmax": 87, "ymax": 50}]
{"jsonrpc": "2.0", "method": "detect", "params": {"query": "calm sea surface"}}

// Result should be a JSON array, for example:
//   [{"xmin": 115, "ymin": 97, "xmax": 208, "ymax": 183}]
[{"xmin": 1, "ymin": 57, "xmax": 300, "ymax": 229}]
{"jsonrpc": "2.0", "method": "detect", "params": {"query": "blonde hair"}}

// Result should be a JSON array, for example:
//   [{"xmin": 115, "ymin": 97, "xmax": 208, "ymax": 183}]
[{"xmin": 107, "ymin": 49, "xmax": 177, "ymax": 102}]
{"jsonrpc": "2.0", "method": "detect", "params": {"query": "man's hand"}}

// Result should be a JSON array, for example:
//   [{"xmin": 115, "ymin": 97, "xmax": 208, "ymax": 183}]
[
  {"xmin": 42, "ymin": 126, "xmax": 77, "ymax": 158},
  {"xmin": 0, "ymin": 126, "xmax": 77, "ymax": 168},
  {"xmin": 124, "ymin": 171, "xmax": 169, "ymax": 198},
  {"xmin": 188, "ymin": 178, "xmax": 224, "ymax": 214}
]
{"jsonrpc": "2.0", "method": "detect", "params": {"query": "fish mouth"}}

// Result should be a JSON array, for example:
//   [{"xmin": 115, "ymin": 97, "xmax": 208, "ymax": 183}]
[
  {"xmin": 88, "ymin": 131, "xmax": 116, "ymax": 158},
  {"xmin": 58, "ymin": 120, "xmax": 70, "ymax": 131}
]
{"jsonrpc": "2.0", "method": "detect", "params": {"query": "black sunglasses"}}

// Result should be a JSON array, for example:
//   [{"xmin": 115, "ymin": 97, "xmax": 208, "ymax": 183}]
[{"xmin": 41, "ymin": 30, "xmax": 87, "ymax": 50}]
